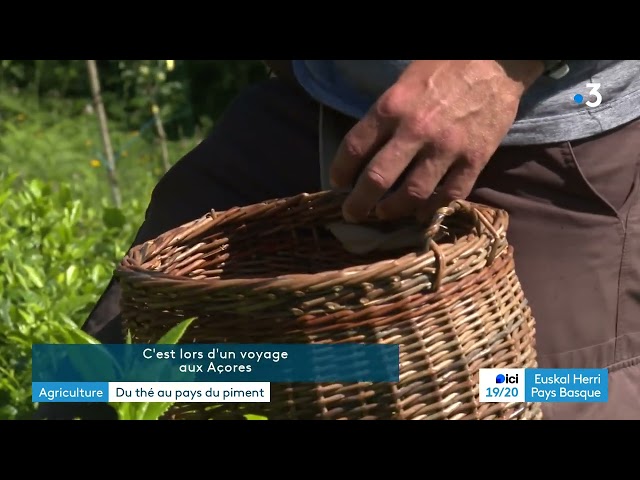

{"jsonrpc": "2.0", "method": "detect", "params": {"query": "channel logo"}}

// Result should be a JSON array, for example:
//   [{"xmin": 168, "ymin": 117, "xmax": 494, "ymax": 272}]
[
  {"xmin": 495, "ymin": 373, "xmax": 518, "ymax": 384},
  {"xmin": 479, "ymin": 368, "xmax": 525, "ymax": 402},
  {"xmin": 572, "ymin": 83, "xmax": 603, "ymax": 108}
]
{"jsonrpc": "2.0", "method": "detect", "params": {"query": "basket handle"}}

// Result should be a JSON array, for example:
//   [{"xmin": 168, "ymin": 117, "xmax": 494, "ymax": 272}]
[{"xmin": 424, "ymin": 200, "xmax": 503, "ymax": 291}]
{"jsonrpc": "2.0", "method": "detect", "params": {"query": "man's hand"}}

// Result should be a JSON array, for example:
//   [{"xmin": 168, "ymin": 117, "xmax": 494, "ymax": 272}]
[{"xmin": 330, "ymin": 60, "xmax": 544, "ymax": 223}]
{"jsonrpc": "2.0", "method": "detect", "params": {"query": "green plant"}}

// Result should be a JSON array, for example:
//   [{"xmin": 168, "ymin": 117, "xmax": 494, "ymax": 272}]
[
  {"xmin": 0, "ymin": 63, "xmax": 269, "ymax": 420},
  {"xmin": 56, "ymin": 318, "xmax": 195, "ymax": 420},
  {"xmin": 0, "ymin": 96, "xmax": 167, "ymax": 419},
  {"xmin": 113, "ymin": 319, "xmax": 195, "ymax": 420},
  {"xmin": 0, "ymin": 171, "xmax": 142, "ymax": 419}
]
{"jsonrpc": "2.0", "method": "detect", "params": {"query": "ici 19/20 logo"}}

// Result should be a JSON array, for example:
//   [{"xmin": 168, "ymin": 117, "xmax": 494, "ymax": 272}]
[
  {"xmin": 496, "ymin": 373, "xmax": 519, "ymax": 384},
  {"xmin": 573, "ymin": 83, "xmax": 603, "ymax": 108}
]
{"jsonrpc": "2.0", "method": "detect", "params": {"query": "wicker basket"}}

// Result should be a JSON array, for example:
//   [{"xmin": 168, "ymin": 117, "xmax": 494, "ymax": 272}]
[{"xmin": 116, "ymin": 190, "xmax": 542, "ymax": 420}]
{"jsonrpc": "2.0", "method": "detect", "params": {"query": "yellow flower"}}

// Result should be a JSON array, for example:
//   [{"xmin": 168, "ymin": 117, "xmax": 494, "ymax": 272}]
[
  {"xmin": 166, "ymin": 60, "xmax": 175, "ymax": 72},
  {"xmin": 90, "ymin": 159, "xmax": 101, "ymax": 168}
]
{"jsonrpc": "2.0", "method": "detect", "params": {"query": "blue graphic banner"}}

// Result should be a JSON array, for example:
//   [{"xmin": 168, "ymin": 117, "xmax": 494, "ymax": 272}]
[
  {"xmin": 32, "ymin": 344, "xmax": 400, "ymax": 383},
  {"xmin": 524, "ymin": 368, "xmax": 608, "ymax": 402},
  {"xmin": 33, "ymin": 382, "xmax": 109, "ymax": 403},
  {"xmin": 479, "ymin": 368, "xmax": 608, "ymax": 403}
]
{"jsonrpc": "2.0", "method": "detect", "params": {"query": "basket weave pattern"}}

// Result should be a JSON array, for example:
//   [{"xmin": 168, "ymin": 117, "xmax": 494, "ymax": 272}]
[{"xmin": 116, "ymin": 191, "xmax": 542, "ymax": 420}]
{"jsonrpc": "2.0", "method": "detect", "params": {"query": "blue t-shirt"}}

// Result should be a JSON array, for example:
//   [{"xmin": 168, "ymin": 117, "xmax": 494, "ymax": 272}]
[{"xmin": 292, "ymin": 60, "xmax": 640, "ymax": 145}]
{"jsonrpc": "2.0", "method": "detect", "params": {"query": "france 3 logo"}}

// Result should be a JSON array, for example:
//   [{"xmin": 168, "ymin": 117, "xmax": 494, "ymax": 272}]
[
  {"xmin": 479, "ymin": 368, "xmax": 525, "ymax": 403},
  {"xmin": 573, "ymin": 83, "xmax": 603, "ymax": 108}
]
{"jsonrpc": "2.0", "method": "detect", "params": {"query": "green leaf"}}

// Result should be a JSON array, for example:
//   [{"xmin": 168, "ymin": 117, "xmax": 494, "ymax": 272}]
[
  {"xmin": 134, "ymin": 318, "xmax": 197, "ymax": 382},
  {"xmin": 21, "ymin": 265, "xmax": 44, "ymax": 289},
  {"xmin": 107, "ymin": 319, "xmax": 196, "ymax": 420},
  {"xmin": 62, "ymin": 327, "xmax": 121, "ymax": 380},
  {"xmin": 114, "ymin": 402, "xmax": 133, "ymax": 420},
  {"xmin": 102, "ymin": 207, "xmax": 126, "ymax": 229},
  {"xmin": 0, "ymin": 405, "xmax": 18, "ymax": 420},
  {"xmin": 64, "ymin": 327, "xmax": 102, "ymax": 345},
  {"xmin": 64, "ymin": 265, "xmax": 78, "ymax": 286},
  {"xmin": 244, "ymin": 414, "xmax": 268, "ymax": 420},
  {"xmin": 141, "ymin": 401, "xmax": 174, "ymax": 420},
  {"xmin": 157, "ymin": 318, "xmax": 195, "ymax": 345},
  {"xmin": 67, "ymin": 346, "xmax": 120, "ymax": 382}
]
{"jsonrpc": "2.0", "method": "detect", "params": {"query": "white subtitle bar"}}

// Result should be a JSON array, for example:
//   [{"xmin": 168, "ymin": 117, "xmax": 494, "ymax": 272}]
[{"xmin": 109, "ymin": 382, "xmax": 270, "ymax": 402}]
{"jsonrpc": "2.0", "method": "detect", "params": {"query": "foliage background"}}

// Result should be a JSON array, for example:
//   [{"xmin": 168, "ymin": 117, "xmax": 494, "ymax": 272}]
[{"xmin": 0, "ymin": 60, "xmax": 269, "ymax": 420}]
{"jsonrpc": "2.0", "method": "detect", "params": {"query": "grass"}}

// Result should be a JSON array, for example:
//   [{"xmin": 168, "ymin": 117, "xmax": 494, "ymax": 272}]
[{"xmin": 0, "ymin": 90, "xmax": 201, "ymax": 420}]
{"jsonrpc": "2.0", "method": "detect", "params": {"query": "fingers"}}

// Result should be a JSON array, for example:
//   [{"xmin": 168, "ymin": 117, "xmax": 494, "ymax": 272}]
[
  {"xmin": 332, "ymin": 96, "xmax": 485, "ymax": 224},
  {"xmin": 330, "ymin": 111, "xmax": 393, "ymax": 190},
  {"xmin": 341, "ymin": 136, "xmax": 422, "ymax": 222},
  {"xmin": 375, "ymin": 148, "xmax": 455, "ymax": 221},
  {"xmin": 376, "ymin": 153, "xmax": 481, "ymax": 223},
  {"xmin": 416, "ymin": 160, "xmax": 480, "ymax": 223}
]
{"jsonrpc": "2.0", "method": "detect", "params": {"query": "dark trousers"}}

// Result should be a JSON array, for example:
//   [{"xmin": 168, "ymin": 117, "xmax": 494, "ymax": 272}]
[{"xmin": 37, "ymin": 72, "xmax": 640, "ymax": 420}]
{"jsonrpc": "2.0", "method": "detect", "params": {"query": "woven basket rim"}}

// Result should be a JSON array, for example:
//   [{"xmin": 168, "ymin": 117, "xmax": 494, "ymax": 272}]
[{"xmin": 116, "ymin": 191, "xmax": 508, "ymax": 292}]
